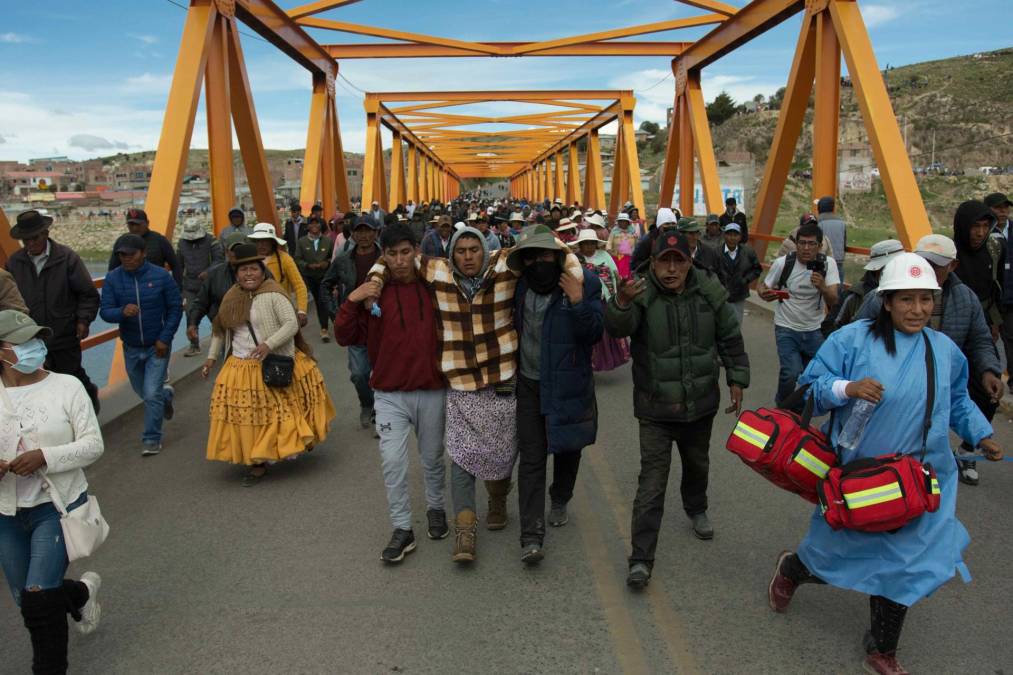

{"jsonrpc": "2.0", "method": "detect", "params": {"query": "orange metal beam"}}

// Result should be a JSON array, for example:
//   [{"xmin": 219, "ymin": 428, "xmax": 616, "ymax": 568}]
[
  {"xmin": 0, "ymin": 208, "xmax": 17, "ymax": 266},
  {"xmin": 677, "ymin": 95, "xmax": 695, "ymax": 215},
  {"xmin": 368, "ymin": 91, "xmax": 626, "ymax": 102},
  {"xmin": 300, "ymin": 74, "xmax": 329, "ymax": 213},
  {"xmin": 511, "ymin": 15, "xmax": 725, "ymax": 56},
  {"xmin": 287, "ymin": 0, "xmax": 364, "ymax": 20},
  {"xmin": 227, "ymin": 19, "xmax": 278, "ymax": 225},
  {"xmin": 298, "ymin": 18, "xmax": 505, "ymax": 55},
  {"xmin": 324, "ymin": 41, "xmax": 692, "ymax": 58},
  {"xmin": 685, "ymin": 71, "xmax": 723, "ymax": 214},
  {"xmin": 750, "ymin": 9, "xmax": 816, "ymax": 260},
  {"xmin": 619, "ymin": 102, "xmax": 647, "ymax": 217},
  {"xmin": 678, "ymin": 0, "xmax": 803, "ymax": 71},
  {"xmin": 828, "ymin": 0, "xmax": 930, "ymax": 248},
  {"xmin": 205, "ymin": 15, "xmax": 235, "ymax": 237},
  {"xmin": 234, "ymin": 0, "xmax": 337, "ymax": 79},
  {"xmin": 566, "ymin": 143, "xmax": 582, "ymax": 204},
  {"xmin": 144, "ymin": 0, "xmax": 217, "ymax": 238},
  {"xmin": 812, "ymin": 10, "xmax": 841, "ymax": 202},
  {"xmin": 677, "ymin": 0, "xmax": 740, "ymax": 16}
]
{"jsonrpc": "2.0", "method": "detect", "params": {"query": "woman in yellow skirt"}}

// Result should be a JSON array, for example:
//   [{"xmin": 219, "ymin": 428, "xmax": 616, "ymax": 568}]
[{"xmin": 201, "ymin": 243, "xmax": 335, "ymax": 486}]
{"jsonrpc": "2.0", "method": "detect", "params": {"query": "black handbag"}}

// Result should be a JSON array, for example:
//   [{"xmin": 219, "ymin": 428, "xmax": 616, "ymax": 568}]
[{"xmin": 246, "ymin": 321, "xmax": 295, "ymax": 388}]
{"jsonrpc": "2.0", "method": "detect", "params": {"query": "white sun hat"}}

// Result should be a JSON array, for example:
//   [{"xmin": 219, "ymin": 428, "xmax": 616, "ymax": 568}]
[{"xmin": 248, "ymin": 222, "xmax": 287, "ymax": 246}]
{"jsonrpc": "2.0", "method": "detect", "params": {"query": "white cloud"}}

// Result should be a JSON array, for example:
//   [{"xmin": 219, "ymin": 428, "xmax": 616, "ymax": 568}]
[
  {"xmin": 0, "ymin": 134, "xmax": 5, "ymax": 144},
  {"xmin": 122, "ymin": 72, "xmax": 174, "ymax": 95},
  {"xmin": 0, "ymin": 32, "xmax": 32, "ymax": 43},
  {"xmin": 68, "ymin": 134, "xmax": 130, "ymax": 152},
  {"xmin": 128, "ymin": 33, "xmax": 159, "ymax": 45},
  {"xmin": 860, "ymin": 4, "xmax": 901, "ymax": 29}
]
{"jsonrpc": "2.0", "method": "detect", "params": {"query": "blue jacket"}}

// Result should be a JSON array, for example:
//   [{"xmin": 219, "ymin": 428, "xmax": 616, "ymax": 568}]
[
  {"xmin": 100, "ymin": 262, "xmax": 182, "ymax": 348},
  {"xmin": 514, "ymin": 269, "xmax": 604, "ymax": 453}
]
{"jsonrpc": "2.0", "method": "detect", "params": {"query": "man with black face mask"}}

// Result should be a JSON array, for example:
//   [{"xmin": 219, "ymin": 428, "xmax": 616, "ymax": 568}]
[{"xmin": 508, "ymin": 225, "xmax": 604, "ymax": 566}]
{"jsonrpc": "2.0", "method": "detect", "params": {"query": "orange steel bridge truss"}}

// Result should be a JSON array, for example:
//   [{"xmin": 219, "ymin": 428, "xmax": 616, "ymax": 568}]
[{"xmin": 0, "ymin": 0, "xmax": 930, "ymax": 395}]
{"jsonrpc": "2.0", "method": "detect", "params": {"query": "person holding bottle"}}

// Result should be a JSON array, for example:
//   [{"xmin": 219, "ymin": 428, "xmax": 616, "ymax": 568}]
[{"xmin": 766, "ymin": 253, "xmax": 1003, "ymax": 675}]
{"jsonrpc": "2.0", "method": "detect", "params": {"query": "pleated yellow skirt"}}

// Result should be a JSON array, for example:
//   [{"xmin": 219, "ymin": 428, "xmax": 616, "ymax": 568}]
[{"xmin": 206, "ymin": 351, "xmax": 336, "ymax": 465}]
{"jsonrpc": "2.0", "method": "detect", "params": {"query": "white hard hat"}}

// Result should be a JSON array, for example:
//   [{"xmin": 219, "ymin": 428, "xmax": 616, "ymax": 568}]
[{"xmin": 876, "ymin": 252, "xmax": 940, "ymax": 294}]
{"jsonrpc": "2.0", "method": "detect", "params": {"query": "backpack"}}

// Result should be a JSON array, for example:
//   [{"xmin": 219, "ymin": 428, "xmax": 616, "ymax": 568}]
[{"xmin": 775, "ymin": 252, "xmax": 828, "ymax": 290}]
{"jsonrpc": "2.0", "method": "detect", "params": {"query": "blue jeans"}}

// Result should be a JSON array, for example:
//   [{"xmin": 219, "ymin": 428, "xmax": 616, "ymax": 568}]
[
  {"xmin": 774, "ymin": 326, "xmax": 825, "ymax": 405},
  {"xmin": 0, "ymin": 493, "xmax": 87, "ymax": 606},
  {"xmin": 347, "ymin": 344, "xmax": 374, "ymax": 410},
  {"xmin": 123, "ymin": 343, "xmax": 172, "ymax": 445}
]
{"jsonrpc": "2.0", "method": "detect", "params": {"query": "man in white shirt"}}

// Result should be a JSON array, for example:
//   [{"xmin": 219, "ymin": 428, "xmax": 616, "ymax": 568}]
[{"xmin": 757, "ymin": 221, "xmax": 839, "ymax": 406}]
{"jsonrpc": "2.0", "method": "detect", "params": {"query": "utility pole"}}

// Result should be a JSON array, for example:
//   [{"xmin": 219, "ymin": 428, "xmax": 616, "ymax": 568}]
[{"xmin": 930, "ymin": 129, "xmax": 936, "ymax": 167}]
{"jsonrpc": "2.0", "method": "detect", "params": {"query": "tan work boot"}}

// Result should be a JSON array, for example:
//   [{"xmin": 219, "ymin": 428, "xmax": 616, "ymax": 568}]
[
  {"xmin": 485, "ymin": 479, "xmax": 513, "ymax": 531},
  {"xmin": 452, "ymin": 510, "xmax": 478, "ymax": 563}
]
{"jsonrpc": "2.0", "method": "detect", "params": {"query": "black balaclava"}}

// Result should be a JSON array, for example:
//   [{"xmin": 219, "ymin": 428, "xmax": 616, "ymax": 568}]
[{"xmin": 524, "ymin": 253, "xmax": 562, "ymax": 294}]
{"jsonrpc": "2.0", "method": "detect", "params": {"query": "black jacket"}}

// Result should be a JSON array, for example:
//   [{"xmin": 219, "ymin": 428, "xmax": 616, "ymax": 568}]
[
  {"xmin": 108, "ymin": 230, "xmax": 181, "ymax": 286},
  {"xmin": 7, "ymin": 240, "xmax": 99, "ymax": 350},
  {"xmin": 186, "ymin": 262, "xmax": 235, "ymax": 327},
  {"xmin": 719, "ymin": 244, "xmax": 762, "ymax": 303}
]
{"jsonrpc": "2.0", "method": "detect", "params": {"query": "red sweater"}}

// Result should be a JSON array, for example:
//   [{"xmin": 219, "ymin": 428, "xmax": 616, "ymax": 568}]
[{"xmin": 334, "ymin": 281, "xmax": 444, "ymax": 392}]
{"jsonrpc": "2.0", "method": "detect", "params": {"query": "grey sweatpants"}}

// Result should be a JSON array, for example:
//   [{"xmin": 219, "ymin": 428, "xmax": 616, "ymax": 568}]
[{"xmin": 374, "ymin": 389, "xmax": 447, "ymax": 530}]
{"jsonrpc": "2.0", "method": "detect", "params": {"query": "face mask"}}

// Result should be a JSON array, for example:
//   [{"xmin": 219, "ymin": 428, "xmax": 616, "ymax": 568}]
[
  {"xmin": 524, "ymin": 259, "xmax": 562, "ymax": 295},
  {"xmin": 3, "ymin": 338, "xmax": 48, "ymax": 374}
]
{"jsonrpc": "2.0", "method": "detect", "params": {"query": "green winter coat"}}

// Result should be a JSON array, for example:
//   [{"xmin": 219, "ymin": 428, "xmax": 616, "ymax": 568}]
[
  {"xmin": 294, "ymin": 235, "xmax": 335, "ymax": 281},
  {"xmin": 605, "ymin": 266, "xmax": 750, "ymax": 423}
]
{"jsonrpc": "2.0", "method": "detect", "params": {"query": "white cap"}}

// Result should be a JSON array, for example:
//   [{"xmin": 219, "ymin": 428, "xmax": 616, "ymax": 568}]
[
  {"xmin": 864, "ymin": 239, "xmax": 905, "ymax": 271},
  {"xmin": 248, "ymin": 222, "xmax": 286, "ymax": 246},
  {"xmin": 454, "ymin": 221, "xmax": 467, "ymax": 231},
  {"xmin": 876, "ymin": 253, "xmax": 940, "ymax": 294},
  {"xmin": 570, "ymin": 229, "xmax": 605, "ymax": 247},
  {"xmin": 467, "ymin": 212, "xmax": 478, "ymax": 221},
  {"xmin": 656, "ymin": 207, "xmax": 677, "ymax": 227},
  {"xmin": 616, "ymin": 212, "xmax": 631, "ymax": 222},
  {"xmin": 915, "ymin": 234, "xmax": 957, "ymax": 267}
]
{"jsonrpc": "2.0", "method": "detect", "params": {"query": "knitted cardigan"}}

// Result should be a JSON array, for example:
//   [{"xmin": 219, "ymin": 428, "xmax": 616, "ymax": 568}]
[{"xmin": 208, "ymin": 291, "xmax": 299, "ymax": 360}]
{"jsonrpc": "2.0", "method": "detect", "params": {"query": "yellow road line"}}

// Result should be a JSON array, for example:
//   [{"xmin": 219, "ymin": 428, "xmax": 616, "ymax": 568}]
[
  {"xmin": 571, "ymin": 483, "xmax": 651, "ymax": 674},
  {"xmin": 585, "ymin": 446, "xmax": 702, "ymax": 675}
]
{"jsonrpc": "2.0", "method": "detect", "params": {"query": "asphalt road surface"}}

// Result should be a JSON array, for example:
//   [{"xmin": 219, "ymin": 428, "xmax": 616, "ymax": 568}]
[{"xmin": 3, "ymin": 304, "xmax": 1012, "ymax": 674}]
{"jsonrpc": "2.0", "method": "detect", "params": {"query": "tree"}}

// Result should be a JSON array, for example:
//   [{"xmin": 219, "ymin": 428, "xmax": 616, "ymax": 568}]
[
  {"xmin": 706, "ymin": 91, "xmax": 737, "ymax": 125},
  {"xmin": 768, "ymin": 87, "xmax": 786, "ymax": 110},
  {"xmin": 753, "ymin": 93, "xmax": 765, "ymax": 105},
  {"xmin": 639, "ymin": 120, "xmax": 660, "ymax": 135}
]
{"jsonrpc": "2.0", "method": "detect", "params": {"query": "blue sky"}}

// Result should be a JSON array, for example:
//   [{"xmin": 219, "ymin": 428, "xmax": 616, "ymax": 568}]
[{"xmin": 0, "ymin": 0, "xmax": 1009, "ymax": 162}]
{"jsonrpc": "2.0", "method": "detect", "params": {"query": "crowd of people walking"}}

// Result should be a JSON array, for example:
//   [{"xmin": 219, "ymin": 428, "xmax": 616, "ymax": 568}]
[{"xmin": 0, "ymin": 189, "xmax": 1011, "ymax": 674}]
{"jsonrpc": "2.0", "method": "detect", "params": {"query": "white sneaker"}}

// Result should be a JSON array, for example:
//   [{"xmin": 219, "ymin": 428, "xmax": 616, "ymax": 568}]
[{"xmin": 77, "ymin": 572, "xmax": 102, "ymax": 635}]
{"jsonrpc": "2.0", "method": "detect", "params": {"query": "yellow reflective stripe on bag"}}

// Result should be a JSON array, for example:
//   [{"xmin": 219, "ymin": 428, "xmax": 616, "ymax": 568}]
[
  {"xmin": 843, "ymin": 482, "xmax": 903, "ymax": 509},
  {"xmin": 794, "ymin": 448, "xmax": 831, "ymax": 479},
  {"xmin": 930, "ymin": 478, "xmax": 940, "ymax": 495},
  {"xmin": 733, "ymin": 421, "xmax": 770, "ymax": 449}
]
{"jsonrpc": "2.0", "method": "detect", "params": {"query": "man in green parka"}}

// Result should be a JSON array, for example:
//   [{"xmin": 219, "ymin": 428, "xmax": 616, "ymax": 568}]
[{"xmin": 606, "ymin": 229, "xmax": 749, "ymax": 590}]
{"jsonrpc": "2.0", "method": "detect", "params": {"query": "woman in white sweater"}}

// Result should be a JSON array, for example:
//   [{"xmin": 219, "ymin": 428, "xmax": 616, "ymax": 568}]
[
  {"xmin": 202, "ymin": 244, "xmax": 335, "ymax": 486},
  {"xmin": 0, "ymin": 310, "xmax": 104, "ymax": 674}
]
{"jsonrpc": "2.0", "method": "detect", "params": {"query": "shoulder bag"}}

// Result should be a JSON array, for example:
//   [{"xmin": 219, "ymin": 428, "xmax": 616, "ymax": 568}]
[
  {"xmin": 0, "ymin": 381, "xmax": 109, "ymax": 561},
  {"xmin": 246, "ymin": 320, "xmax": 295, "ymax": 388}
]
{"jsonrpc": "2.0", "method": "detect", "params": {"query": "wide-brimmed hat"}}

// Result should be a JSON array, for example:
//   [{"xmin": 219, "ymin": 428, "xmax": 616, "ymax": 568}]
[
  {"xmin": 556, "ymin": 218, "xmax": 577, "ymax": 232},
  {"xmin": 0, "ymin": 309, "xmax": 52, "ymax": 345},
  {"xmin": 248, "ymin": 222, "xmax": 286, "ymax": 246},
  {"xmin": 864, "ymin": 239, "xmax": 905, "ymax": 271},
  {"xmin": 509, "ymin": 211, "xmax": 525, "ymax": 223},
  {"xmin": 180, "ymin": 217, "xmax": 207, "ymax": 241},
  {"xmin": 11, "ymin": 210, "xmax": 52, "ymax": 239},
  {"xmin": 506, "ymin": 224, "xmax": 568, "ymax": 273},
  {"xmin": 570, "ymin": 229, "xmax": 605, "ymax": 249},
  {"xmin": 585, "ymin": 213, "xmax": 607, "ymax": 228},
  {"xmin": 230, "ymin": 243, "xmax": 266, "ymax": 266}
]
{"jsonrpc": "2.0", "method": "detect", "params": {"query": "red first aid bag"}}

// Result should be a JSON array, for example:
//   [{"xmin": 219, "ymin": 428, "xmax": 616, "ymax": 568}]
[
  {"xmin": 817, "ymin": 454, "xmax": 941, "ymax": 532},
  {"xmin": 726, "ymin": 399, "xmax": 837, "ymax": 504},
  {"xmin": 817, "ymin": 332, "xmax": 941, "ymax": 533}
]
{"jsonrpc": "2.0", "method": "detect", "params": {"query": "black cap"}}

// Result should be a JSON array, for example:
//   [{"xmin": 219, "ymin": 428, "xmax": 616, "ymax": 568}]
[
  {"xmin": 817, "ymin": 195, "xmax": 835, "ymax": 213},
  {"xmin": 125, "ymin": 208, "xmax": 148, "ymax": 225},
  {"xmin": 984, "ymin": 192, "xmax": 1012, "ymax": 208},
  {"xmin": 725, "ymin": 196, "xmax": 737, "ymax": 205},
  {"xmin": 114, "ymin": 233, "xmax": 146, "ymax": 254},
  {"xmin": 353, "ymin": 214, "xmax": 380, "ymax": 230},
  {"xmin": 652, "ymin": 230, "xmax": 692, "ymax": 259},
  {"xmin": 310, "ymin": 203, "xmax": 323, "ymax": 213},
  {"xmin": 289, "ymin": 200, "xmax": 301, "ymax": 211},
  {"xmin": 228, "ymin": 207, "xmax": 243, "ymax": 218}
]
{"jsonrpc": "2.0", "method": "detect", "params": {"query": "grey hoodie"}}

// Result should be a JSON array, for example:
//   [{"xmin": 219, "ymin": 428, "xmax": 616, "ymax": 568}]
[{"xmin": 449, "ymin": 225, "xmax": 491, "ymax": 301}]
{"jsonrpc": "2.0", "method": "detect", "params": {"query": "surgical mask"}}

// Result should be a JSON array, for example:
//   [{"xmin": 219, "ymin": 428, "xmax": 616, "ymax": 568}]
[
  {"xmin": 3, "ymin": 338, "xmax": 48, "ymax": 374},
  {"xmin": 523, "ymin": 260, "xmax": 562, "ymax": 295}
]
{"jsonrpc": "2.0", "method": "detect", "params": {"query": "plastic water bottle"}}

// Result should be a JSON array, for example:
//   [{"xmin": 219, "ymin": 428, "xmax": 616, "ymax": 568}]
[{"xmin": 837, "ymin": 399, "xmax": 876, "ymax": 451}]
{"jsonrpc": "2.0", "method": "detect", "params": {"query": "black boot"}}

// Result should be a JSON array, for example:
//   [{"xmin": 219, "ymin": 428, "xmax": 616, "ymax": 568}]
[
  {"xmin": 62, "ymin": 579, "xmax": 89, "ymax": 623},
  {"xmin": 866, "ymin": 595, "xmax": 909, "ymax": 654},
  {"xmin": 20, "ymin": 588, "xmax": 69, "ymax": 674}
]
